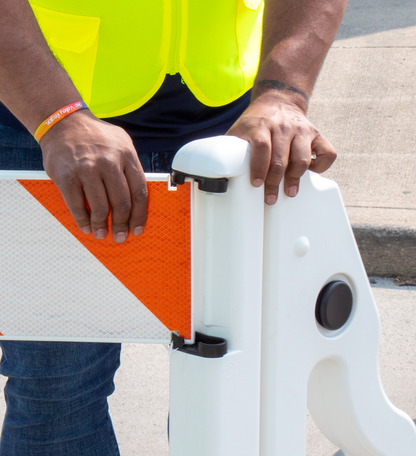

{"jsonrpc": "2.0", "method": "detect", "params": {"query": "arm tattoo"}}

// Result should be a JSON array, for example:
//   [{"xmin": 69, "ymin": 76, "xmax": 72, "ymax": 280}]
[{"xmin": 256, "ymin": 79, "xmax": 309, "ymax": 103}]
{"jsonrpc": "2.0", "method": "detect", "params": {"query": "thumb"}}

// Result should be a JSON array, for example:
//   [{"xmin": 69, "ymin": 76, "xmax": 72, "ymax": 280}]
[{"xmin": 309, "ymin": 135, "xmax": 337, "ymax": 173}]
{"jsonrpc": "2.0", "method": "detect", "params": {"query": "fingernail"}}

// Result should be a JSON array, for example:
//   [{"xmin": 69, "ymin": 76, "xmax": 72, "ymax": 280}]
[
  {"xmin": 81, "ymin": 226, "xmax": 91, "ymax": 235},
  {"xmin": 133, "ymin": 226, "xmax": 144, "ymax": 236},
  {"xmin": 115, "ymin": 232, "xmax": 127, "ymax": 243},
  {"xmin": 266, "ymin": 195, "xmax": 277, "ymax": 205},
  {"xmin": 252, "ymin": 179, "xmax": 264, "ymax": 188},
  {"xmin": 95, "ymin": 229, "xmax": 107, "ymax": 240},
  {"xmin": 289, "ymin": 186, "xmax": 298, "ymax": 197}
]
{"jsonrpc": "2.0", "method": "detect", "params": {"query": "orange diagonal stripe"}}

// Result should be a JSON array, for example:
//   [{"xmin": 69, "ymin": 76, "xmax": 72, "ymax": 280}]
[{"xmin": 18, "ymin": 180, "xmax": 192, "ymax": 338}]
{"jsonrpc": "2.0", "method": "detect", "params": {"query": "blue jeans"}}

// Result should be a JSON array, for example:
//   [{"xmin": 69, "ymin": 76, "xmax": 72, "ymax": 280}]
[{"xmin": 0, "ymin": 123, "xmax": 177, "ymax": 455}]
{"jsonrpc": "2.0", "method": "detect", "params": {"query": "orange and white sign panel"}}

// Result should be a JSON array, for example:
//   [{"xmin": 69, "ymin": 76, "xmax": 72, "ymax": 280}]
[{"xmin": 0, "ymin": 172, "xmax": 192, "ymax": 343}]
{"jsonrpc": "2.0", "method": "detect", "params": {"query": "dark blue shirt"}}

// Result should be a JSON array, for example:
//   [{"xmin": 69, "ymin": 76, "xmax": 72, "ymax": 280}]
[{"xmin": 0, "ymin": 74, "xmax": 250, "ymax": 153}]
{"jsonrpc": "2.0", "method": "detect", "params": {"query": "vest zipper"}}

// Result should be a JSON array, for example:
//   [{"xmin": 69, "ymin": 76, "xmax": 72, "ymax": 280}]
[{"xmin": 167, "ymin": 0, "xmax": 182, "ymax": 75}]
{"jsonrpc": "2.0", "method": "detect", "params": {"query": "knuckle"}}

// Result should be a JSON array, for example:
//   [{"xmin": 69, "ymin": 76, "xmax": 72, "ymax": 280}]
[
  {"xmin": 72, "ymin": 154, "xmax": 100, "ymax": 174},
  {"xmin": 95, "ymin": 156, "xmax": 120, "ymax": 174},
  {"xmin": 104, "ymin": 153, "xmax": 122, "ymax": 165},
  {"xmin": 90, "ymin": 207, "xmax": 109, "ymax": 223},
  {"xmin": 265, "ymin": 183, "xmax": 279, "ymax": 193},
  {"xmin": 292, "ymin": 117, "xmax": 316, "ymax": 136},
  {"xmin": 251, "ymin": 136, "xmax": 270, "ymax": 151},
  {"xmin": 54, "ymin": 168, "xmax": 79, "ymax": 188},
  {"xmin": 292, "ymin": 157, "xmax": 310, "ymax": 172},
  {"xmin": 295, "ymin": 125, "xmax": 308, "ymax": 137},
  {"xmin": 77, "ymin": 157, "xmax": 96, "ymax": 170},
  {"xmin": 269, "ymin": 160, "xmax": 286, "ymax": 176},
  {"xmin": 112, "ymin": 221, "xmax": 129, "ymax": 230},
  {"xmin": 125, "ymin": 152, "xmax": 141, "ymax": 167},
  {"xmin": 113, "ymin": 199, "xmax": 132, "ymax": 215},
  {"xmin": 71, "ymin": 207, "xmax": 89, "ymax": 222},
  {"xmin": 278, "ymin": 122, "xmax": 290, "ymax": 135},
  {"xmin": 131, "ymin": 186, "xmax": 148, "ymax": 204}
]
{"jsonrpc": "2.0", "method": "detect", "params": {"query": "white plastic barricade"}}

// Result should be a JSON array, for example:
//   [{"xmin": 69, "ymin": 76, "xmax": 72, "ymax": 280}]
[
  {"xmin": 260, "ymin": 170, "xmax": 416, "ymax": 456},
  {"xmin": 0, "ymin": 135, "xmax": 415, "ymax": 455},
  {"xmin": 170, "ymin": 137, "xmax": 416, "ymax": 456}
]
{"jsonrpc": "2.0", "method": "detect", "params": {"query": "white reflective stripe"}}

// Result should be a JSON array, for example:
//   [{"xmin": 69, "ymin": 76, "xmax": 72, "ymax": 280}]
[
  {"xmin": 0, "ymin": 171, "xmax": 168, "ymax": 180},
  {"xmin": 0, "ymin": 180, "xmax": 170, "ymax": 343}
]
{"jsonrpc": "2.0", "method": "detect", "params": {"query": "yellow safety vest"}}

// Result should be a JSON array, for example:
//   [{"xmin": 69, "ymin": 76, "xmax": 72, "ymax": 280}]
[{"xmin": 29, "ymin": 0, "xmax": 264, "ymax": 118}]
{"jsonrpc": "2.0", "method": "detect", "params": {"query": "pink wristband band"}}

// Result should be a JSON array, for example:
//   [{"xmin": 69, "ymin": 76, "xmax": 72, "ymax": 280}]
[{"xmin": 34, "ymin": 101, "xmax": 89, "ymax": 143}]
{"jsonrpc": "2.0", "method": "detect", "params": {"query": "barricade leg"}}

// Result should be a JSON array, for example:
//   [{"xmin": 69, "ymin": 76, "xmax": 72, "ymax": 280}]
[
  {"xmin": 260, "ymin": 171, "xmax": 416, "ymax": 455},
  {"xmin": 169, "ymin": 137, "xmax": 264, "ymax": 456},
  {"xmin": 308, "ymin": 355, "xmax": 415, "ymax": 455}
]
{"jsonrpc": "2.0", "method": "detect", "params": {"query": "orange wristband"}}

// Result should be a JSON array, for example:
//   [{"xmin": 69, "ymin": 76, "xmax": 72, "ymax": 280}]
[{"xmin": 34, "ymin": 101, "xmax": 89, "ymax": 143}]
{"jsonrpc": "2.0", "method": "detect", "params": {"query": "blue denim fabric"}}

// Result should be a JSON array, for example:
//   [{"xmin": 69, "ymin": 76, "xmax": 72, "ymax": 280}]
[
  {"xmin": 0, "ymin": 123, "xmax": 177, "ymax": 455},
  {"xmin": 0, "ymin": 124, "xmax": 43, "ymax": 170},
  {"xmin": 0, "ymin": 342, "xmax": 122, "ymax": 456},
  {"xmin": 0, "ymin": 122, "xmax": 177, "ymax": 173}
]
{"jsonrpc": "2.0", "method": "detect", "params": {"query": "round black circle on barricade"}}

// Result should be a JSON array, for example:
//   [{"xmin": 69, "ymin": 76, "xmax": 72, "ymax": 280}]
[{"xmin": 315, "ymin": 281, "xmax": 353, "ymax": 331}]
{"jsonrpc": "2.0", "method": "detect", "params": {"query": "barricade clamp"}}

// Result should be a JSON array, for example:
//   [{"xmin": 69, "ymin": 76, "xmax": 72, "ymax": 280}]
[
  {"xmin": 171, "ymin": 331, "xmax": 227, "ymax": 358},
  {"xmin": 171, "ymin": 170, "xmax": 228, "ymax": 193}
]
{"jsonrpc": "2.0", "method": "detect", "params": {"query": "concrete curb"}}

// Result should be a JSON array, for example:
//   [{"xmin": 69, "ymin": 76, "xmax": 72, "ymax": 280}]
[{"xmin": 352, "ymin": 224, "xmax": 416, "ymax": 278}]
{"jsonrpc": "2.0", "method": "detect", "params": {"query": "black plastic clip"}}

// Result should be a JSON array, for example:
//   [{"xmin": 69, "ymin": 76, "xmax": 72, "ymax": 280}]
[
  {"xmin": 171, "ymin": 170, "xmax": 229, "ymax": 193},
  {"xmin": 171, "ymin": 331, "xmax": 227, "ymax": 358}
]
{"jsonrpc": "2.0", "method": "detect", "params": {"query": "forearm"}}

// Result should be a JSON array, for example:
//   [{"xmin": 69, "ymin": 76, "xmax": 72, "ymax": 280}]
[
  {"xmin": 227, "ymin": 0, "xmax": 344, "ymax": 201},
  {"xmin": 0, "ymin": 1, "xmax": 148, "ymax": 244},
  {"xmin": 0, "ymin": 0, "xmax": 82, "ymax": 134},
  {"xmin": 253, "ymin": 0, "xmax": 349, "ymax": 111}
]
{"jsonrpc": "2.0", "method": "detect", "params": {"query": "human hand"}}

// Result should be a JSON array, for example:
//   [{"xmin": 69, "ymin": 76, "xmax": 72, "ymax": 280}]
[
  {"xmin": 226, "ymin": 92, "xmax": 336, "ymax": 204},
  {"xmin": 40, "ymin": 110, "xmax": 148, "ymax": 243}
]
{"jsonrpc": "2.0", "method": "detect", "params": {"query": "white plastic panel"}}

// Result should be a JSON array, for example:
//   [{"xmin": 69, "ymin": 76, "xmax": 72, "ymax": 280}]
[{"xmin": 0, "ymin": 173, "xmax": 193, "ymax": 343}]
